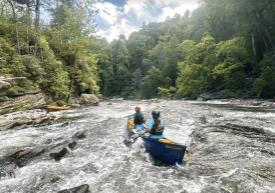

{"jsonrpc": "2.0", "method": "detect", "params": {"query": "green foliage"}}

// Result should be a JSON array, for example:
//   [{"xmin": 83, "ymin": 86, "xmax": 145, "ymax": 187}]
[
  {"xmin": 176, "ymin": 36, "xmax": 218, "ymax": 97},
  {"xmin": 55, "ymin": 4, "xmax": 87, "ymax": 43},
  {"xmin": 5, "ymin": 86, "xmax": 24, "ymax": 95},
  {"xmin": 157, "ymin": 87, "xmax": 171, "ymax": 98},
  {"xmin": 14, "ymin": 101, "xmax": 28, "ymax": 111},
  {"xmin": 140, "ymin": 66, "xmax": 165, "ymax": 98},
  {"xmin": 213, "ymin": 37, "xmax": 251, "ymax": 78},
  {"xmin": 254, "ymin": 66, "xmax": 275, "ymax": 98},
  {"xmin": 220, "ymin": 90, "xmax": 234, "ymax": 98},
  {"xmin": 39, "ymin": 36, "xmax": 70, "ymax": 98}
]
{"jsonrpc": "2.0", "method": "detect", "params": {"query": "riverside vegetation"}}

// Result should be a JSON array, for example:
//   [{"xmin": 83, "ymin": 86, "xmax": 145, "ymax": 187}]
[{"xmin": 1, "ymin": 0, "xmax": 275, "ymax": 107}]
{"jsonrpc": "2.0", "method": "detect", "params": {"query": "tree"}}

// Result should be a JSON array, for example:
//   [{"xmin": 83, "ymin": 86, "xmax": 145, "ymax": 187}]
[{"xmin": 140, "ymin": 66, "xmax": 165, "ymax": 98}]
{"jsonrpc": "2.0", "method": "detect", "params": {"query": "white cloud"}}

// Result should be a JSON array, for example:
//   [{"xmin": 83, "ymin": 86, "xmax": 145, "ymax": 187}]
[
  {"xmin": 96, "ymin": 19, "xmax": 139, "ymax": 42},
  {"xmin": 94, "ymin": 0, "xmax": 199, "ymax": 42},
  {"xmin": 93, "ymin": 2, "xmax": 121, "ymax": 25},
  {"xmin": 157, "ymin": 3, "xmax": 198, "ymax": 22}
]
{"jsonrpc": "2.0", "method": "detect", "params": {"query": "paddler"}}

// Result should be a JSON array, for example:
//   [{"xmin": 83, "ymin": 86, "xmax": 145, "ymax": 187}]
[
  {"xmin": 133, "ymin": 107, "xmax": 146, "ymax": 134},
  {"xmin": 146, "ymin": 110, "xmax": 164, "ymax": 139}
]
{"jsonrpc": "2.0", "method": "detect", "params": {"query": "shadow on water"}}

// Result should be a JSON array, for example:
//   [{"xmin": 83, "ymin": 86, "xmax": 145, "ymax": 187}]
[{"xmin": 194, "ymin": 103, "xmax": 275, "ymax": 112}]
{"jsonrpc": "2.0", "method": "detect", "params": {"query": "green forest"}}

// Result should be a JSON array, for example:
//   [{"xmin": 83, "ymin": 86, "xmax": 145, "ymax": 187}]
[{"xmin": 1, "ymin": 0, "xmax": 275, "ymax": 104}]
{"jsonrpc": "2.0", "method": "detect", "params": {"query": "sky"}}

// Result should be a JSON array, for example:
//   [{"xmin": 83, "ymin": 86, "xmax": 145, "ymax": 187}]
[{"xmin": 93, "ymin": 0, "xmax": 200, "ymax": 42}]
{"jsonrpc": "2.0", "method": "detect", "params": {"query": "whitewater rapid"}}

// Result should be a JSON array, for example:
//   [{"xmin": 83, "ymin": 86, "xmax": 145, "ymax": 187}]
[{"xmin": 0, "ymin": 99, "xmax": 274, "ymax": 192}]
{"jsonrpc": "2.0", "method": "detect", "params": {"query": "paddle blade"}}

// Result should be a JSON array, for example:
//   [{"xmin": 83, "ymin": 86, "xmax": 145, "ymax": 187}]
[{"xmin": 123, "ymin": 134, "xmax": 140, "ymax": 147}]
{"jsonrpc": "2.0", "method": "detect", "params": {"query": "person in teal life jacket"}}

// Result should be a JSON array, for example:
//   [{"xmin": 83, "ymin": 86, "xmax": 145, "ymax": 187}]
[
  {"xmin": 147, "ymin": 110, "xmax": 164, "ymax": 139},
  {"xmin": 133, "ymin": 107, "xmax": 146, "ymax": 134}
]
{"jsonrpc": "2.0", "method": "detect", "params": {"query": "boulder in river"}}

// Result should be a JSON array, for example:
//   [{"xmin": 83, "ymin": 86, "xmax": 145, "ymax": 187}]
[
  {"xmin": 0, "ymin": 157, "xmax": 20, "ymax": 179},
  {"xmin": 58, "ymin": 184, "xmax": 90, "ymax": 193},
  {"xmin": 73, "ymin": 131, "xmax": 86, "ymax": 139},
  {"xmin": 68, "ymin": 141, "xmax": 77, "ymax": 149},
  {"xmin": 8, "ymin": 147, "xmax": 46, "ymax": 167},
  {"xmin": 78, "ymin": 94, "xmax": 99, "ymax": 106},
  {"xmin": 50, "ymin": 148, "xmax": 68, "ymax": 161}
]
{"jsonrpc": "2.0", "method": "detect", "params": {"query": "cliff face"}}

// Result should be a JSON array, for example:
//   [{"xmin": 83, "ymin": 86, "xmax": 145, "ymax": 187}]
[{"xmin": 0, "ymin": 75, "xmax": 26, "ymax": 93}]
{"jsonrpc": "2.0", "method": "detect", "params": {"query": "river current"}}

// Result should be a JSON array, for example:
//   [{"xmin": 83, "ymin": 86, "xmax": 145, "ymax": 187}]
[{"xmin": 0, "ymin": 99, "xmax": 275, "ymax": 193}]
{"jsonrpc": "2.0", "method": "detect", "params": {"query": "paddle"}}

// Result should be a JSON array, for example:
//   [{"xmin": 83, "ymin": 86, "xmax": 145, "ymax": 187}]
[
  {"xmin": 123, "ymin": 124, "xmax": 149, "ymax": 147},
  {"xmin": 123, "ymin": 133, "xmax": 142, "ymax": 147}
]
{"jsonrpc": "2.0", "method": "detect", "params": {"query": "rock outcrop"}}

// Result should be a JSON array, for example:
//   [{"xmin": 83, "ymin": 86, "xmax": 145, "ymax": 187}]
[
  {"xmin": 0, "ymin": 109, "xmax": 68, "ymax": 130},
  {"xmin": 78, "ymin": 94, "xmax": 99, "ymax": 106},
  {"xmin": 0, "ymin": 80, "xmax": 11, "ymax": 92},
  {"xmin": 0, "ymin": 93, "xmax": 46, "ymax": 115}
]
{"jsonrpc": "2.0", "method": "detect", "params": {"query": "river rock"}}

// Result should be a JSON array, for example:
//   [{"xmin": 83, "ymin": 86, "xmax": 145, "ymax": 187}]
[
  {"xmin": 9, "ymin": 147, "xmax": 45, "ymax": 167},
  {"xmin": 0, "ymin": 157, "xmax": 20, "ymax": 179},
  {"xmin": 71, "ymin": 103, "xmax": 81, "ymax": 108},
  {"xmin": 73, "ymin": 131, "xmax": 86, "ymax": 139},
  {"xmin": 68, "ymin": 141, "xmax": 77, "ymax": 149},
  {"xmin": 50, "ymin": 148, "xmax": 68, "ymax": 161},
  {"xmin": 58, "ymin": 184, "xmax": 90, "ymax": 193},
  {"xmin": 78, "ymin": 94, "xmax": 99, "ymax": 106}
]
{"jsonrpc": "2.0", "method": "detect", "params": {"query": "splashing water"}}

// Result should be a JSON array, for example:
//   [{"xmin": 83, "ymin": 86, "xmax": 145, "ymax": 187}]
[{"xmin": 0, "ymin": 99, "xmax": 275, "ymax": 193}]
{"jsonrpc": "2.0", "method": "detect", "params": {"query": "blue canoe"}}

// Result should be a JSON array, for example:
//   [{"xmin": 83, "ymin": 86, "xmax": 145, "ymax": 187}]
[
  {"xmin": 142, "ymin": 137, "xmax": 187, "ymax": 165},
  {"xmin": 125, "ymin": 118, "xmax": 187, "ymax": 165}
]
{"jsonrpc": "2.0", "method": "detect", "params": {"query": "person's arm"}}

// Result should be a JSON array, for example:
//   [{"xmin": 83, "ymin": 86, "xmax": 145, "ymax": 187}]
[
  {"xmin": 161, "ymin": 120, "xmax": 165, "ymax": 128},
  {"xmin": 142, "ymin": 113, "xmax": 147, "ymax": 123},
  {"xmin": 146, "ymin": 120, "xmax": 154, "ymax": 132}
]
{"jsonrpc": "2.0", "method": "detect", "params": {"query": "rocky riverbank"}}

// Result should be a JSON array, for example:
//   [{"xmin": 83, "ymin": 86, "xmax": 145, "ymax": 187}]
[{"xmin": 0, "ymin": 109, "xmax": 69, "ymax": 130}]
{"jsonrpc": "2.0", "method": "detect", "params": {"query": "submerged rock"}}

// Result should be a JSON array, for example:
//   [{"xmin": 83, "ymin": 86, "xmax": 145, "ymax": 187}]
[
  {"xmin": 73, "ymin": 131, "xmax": 86, "ymax": 139},
  {"xmin": 68, "ymin": 141, "xmax": 77, "ymax": 149},
  {"xmin": 58, "ymin": 184, "xmax": 90, "ymax": 193},
  {"xmin": 50, "ymin": 148, "xmax": 68, "ymax": 161},
  {"xmin": 0, "ymin": 157, "xmax": 20, "ymax": 179}
]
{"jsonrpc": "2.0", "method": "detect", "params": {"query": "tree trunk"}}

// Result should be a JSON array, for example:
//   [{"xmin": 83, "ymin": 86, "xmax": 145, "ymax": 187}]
[
  {"xmin": 35, "ymin": 0, "xmax": 40, "ymax": 33},
  {"xmin": 7, "ymin": 0, "xmax": 20, "ymax": 54},
  {"xmin": 254, "ymin": 9, "xmax": 275, "ymax": 53},
  {"xmin": 104, "ymin": 69, "xmax": 107, "ymax": 96},
  {"xmin": 26, "ymin": 0, "xmax": 30, "ymax": 53},
  {"xmin": 110, "ymin": 48, "xmax": 114, "ymax": 72},
  {"xmin": 1, "ymin": 4, "xmax": 5, "ymax": 17},
  {"xmin": 35, "ymin": 0, "xmax": 40, "ymax": 55},
  {"xmin": 248, "ymin": 12, "xmax": 259, "ymax": 77}
]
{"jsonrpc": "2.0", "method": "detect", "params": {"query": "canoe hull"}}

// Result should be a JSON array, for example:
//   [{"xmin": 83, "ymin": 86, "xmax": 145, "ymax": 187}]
[{"xmin": 142, "ymin": 137, "xmax": 186, "ymax": 165}]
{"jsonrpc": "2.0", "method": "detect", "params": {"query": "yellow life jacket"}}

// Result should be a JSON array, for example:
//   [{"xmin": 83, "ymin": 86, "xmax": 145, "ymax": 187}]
[{"xmin": 128, "ymin": 119, "xmax": 135, "ymax": 129}]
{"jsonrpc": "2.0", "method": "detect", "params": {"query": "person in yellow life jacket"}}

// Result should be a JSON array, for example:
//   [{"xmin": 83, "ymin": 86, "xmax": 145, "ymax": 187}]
[
  {"xmin": 147, "ymin": 110, "xmax": 164, "ymax": 139},
  {"xmin": 133, "ymin": 107, "xmax": 146, "ymax": 133}
]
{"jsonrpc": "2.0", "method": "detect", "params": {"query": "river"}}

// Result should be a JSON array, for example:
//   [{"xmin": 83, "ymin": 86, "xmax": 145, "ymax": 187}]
[{"xmin": 0, "ymin": 99, "xmax": 275, "ymax": 193}]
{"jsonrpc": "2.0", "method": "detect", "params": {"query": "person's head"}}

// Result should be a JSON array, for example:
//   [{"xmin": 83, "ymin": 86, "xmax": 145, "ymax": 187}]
[
  {"xmin": 135, "ymin": 107, "xmax": 141, "ymax": 112},
  {"xmin": 152, "ymin": 110, "xmax": 160, "ymax": 119}
]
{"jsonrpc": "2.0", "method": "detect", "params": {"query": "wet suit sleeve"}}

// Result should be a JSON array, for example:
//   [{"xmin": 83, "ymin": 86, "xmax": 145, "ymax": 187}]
[
  {"xmin": 148, "ymin": 119, "xmax": 154, "ymax": 129},
  {"xmin": 161, "ymin": 120, "xmax": 165, "ymax": 128}
]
